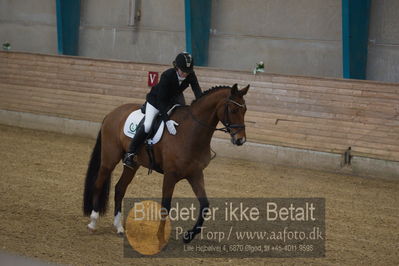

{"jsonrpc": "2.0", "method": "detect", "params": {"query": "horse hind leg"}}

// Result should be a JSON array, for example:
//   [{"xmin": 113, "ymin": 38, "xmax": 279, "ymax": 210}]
[
  {"xmin": 87, "ymin": 145, "xmax": 121, "ymax": 232},
  {"xmin": 113, "ymin": 165, "xmax": 140, "ymax": 236},
  {"xmin": 87, "ymin": 166, "xmax": 113, "ymax": 232}
]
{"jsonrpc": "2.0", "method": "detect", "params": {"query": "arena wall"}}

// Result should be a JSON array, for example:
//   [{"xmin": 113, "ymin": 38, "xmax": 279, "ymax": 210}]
[
  {"xmin": 1, "ymin": 0, "xmax": 399, "ymax": 82},
  {"xmin": 1, "ymin": 51, "xmax": 398, "ymax": 180}
]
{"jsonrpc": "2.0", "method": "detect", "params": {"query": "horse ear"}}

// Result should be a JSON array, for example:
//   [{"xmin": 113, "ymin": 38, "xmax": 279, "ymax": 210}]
[
  {"xmin": 239, "ymin": 84, "xmax": 250, "ymax": 96},
  {"xmin": 231, "ymin": 83, "xmax": 238, "ymax": 95}
]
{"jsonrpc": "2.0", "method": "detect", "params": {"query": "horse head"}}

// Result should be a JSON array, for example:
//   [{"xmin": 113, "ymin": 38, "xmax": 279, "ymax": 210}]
[{"xmin": 216, "ymin": 84, "xmax": 250, "ymax": 146}]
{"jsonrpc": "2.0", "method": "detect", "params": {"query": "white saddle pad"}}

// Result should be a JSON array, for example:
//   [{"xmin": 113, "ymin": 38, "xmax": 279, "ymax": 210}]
[
  {"xmin": 123, "ymin": 105, "xmax": 181, "ymax": 145},
  {"xmin": 123, "ymin": 110, "xmax": 164, "ymax": 145}
]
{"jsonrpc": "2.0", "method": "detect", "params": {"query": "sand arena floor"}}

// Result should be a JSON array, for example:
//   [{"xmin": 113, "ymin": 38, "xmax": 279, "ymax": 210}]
[{"xmin": 0, "ymin": 124, "xmax": 398, "ymax": 265}]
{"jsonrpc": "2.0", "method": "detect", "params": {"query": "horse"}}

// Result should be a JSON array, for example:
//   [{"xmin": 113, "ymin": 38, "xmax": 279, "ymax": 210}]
[{"xmin": 83, "ymin": 83, "xmax": 250, "ymax": 243}]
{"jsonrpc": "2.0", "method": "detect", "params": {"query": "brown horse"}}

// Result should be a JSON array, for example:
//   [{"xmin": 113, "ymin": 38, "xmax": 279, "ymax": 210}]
[{"xmin": 83, "ymin": 83, "xmax": 250, "ymax": 243}]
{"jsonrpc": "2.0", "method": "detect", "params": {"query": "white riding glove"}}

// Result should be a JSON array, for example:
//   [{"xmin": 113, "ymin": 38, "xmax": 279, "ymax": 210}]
[{"xmin": 165, "ymin": 120, "xmax": 179, "ymax": 135}]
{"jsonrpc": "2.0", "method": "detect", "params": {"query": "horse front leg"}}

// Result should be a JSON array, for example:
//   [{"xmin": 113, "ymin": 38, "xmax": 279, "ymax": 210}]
[
  {"xmin": 157, "ymin": 172, "xmax": 177, "ymax": 247},
  {"xmin": 183, "ymin": 170, "xmax": 209, "ymax": 243}
]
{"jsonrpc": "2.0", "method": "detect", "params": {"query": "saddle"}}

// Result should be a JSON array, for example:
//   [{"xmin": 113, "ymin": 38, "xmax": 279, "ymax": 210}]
[{"xmin": 123, "ymin": 103, "xmax": 182, "ymax": 174}]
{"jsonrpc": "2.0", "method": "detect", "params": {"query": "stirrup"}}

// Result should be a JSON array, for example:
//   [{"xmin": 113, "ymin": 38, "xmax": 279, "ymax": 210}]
[{"xmin": 123, "ymin": 153, "xmax": 137, "ymax": 169}]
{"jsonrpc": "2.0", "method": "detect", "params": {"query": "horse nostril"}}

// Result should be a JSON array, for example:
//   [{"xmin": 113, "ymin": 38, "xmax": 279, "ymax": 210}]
[
  {"xmin": 237, "ymin": 137, "xmax": 246, "ymax": 146},
  {"xmin": 232, "ymin": 137, "xmax": 246, "ymax": 146}
]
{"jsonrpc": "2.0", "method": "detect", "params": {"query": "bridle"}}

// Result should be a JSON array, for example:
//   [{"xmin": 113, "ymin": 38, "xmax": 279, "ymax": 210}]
[{"xmin": 190, "ymin": 97, "xmax": 246, "ymax": 137}]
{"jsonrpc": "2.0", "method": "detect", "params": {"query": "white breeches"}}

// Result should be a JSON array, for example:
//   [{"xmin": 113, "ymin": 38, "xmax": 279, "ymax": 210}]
[{"xmin": 144, "ymin": 102, "xmax": 159, "ymax": 133}]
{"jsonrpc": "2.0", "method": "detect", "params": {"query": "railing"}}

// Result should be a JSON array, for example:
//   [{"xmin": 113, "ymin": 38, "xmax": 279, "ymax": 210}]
[{"xmin": 1, "ymin": 51, "xmax": 398, "ymax": 162}]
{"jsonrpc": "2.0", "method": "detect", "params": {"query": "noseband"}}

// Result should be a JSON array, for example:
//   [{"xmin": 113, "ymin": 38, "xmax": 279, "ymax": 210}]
[
  {"xmin": 218, "ymin": 98, "xmax": 246, "ymax": 137},
  {"xmin": 190, "ymin": 98, "xmax": 246, "ymax": 137}
]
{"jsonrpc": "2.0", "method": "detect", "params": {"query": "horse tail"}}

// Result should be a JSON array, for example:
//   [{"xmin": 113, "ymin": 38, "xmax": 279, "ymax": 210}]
[{"xmin": 83, "ymin": 130, "xmax": 110, "ymax": 216}]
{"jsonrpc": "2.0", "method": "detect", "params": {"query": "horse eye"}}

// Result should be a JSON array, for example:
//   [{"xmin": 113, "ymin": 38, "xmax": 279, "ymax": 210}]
[{"xmin": 231, "ymin": 108, "xmax": 239, "ymax": 114}]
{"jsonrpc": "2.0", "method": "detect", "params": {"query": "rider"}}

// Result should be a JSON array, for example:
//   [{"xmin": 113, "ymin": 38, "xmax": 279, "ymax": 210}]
[{"xmin": 123, "ymin": 52, "xmax": 203, "ymax": 168}]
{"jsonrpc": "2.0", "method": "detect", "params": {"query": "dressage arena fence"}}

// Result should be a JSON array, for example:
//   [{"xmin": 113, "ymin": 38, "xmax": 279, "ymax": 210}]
[{"xmin": 0, "ymin": 51, "xmax": 398, "ymax": 179}]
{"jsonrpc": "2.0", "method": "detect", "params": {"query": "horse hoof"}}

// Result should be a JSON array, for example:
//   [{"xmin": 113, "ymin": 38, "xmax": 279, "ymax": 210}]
[
  {"xmin": 87, "ymin": 225, "xmax": 96, "ymax": 233},
  {"xmin": 183, "ymin": 236, "xmax": 192, "ymax": 244},
  {"xmin": 182, "ymin": 231, "xmax": 194, "ymax": 244},
  {"xmin": 114, "ymin": 225, "xmax": 124, "ymax": 237}
]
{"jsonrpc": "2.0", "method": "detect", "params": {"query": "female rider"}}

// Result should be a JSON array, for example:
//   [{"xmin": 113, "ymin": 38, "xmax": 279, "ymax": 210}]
[{"xmin": 123, "ymin": 52, "xmax": 203, "ymax": 168}]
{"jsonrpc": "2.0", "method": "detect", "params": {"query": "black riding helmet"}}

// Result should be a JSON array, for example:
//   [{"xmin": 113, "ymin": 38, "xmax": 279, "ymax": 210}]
[{"xmin": 173, "ymin": 52, "xmax": 194, "ymax": 74}]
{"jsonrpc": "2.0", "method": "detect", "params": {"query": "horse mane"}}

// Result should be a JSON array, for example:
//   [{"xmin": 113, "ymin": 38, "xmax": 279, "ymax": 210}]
[{"xmin": 191, "ymin": 85, "xmax": 231, "ymax": 104}]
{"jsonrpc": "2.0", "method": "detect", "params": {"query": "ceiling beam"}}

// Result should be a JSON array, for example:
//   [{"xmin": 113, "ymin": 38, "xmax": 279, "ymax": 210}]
[
  {"xmin": 184, "ymin": 0, "xmax": 211, "ymax": 66},
  {"xmin": 342, "ymin": 0, "xmax": 371, "ymax": 79},
  {"xmin": 56, "ymin": 0, "xmax": 81, "ymax": 55}
]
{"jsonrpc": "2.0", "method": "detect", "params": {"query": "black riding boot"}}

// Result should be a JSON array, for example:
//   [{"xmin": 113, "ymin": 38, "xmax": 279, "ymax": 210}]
[{"xmin": 123, "ymin": 125, "xmax": 148, "ymax": 169}]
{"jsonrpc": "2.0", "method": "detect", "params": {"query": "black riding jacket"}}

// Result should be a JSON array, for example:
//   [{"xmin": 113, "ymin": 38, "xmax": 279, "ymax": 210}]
[{"xmin": 146, "ymin": 68, "xmax": 202, "ymax": 122}]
